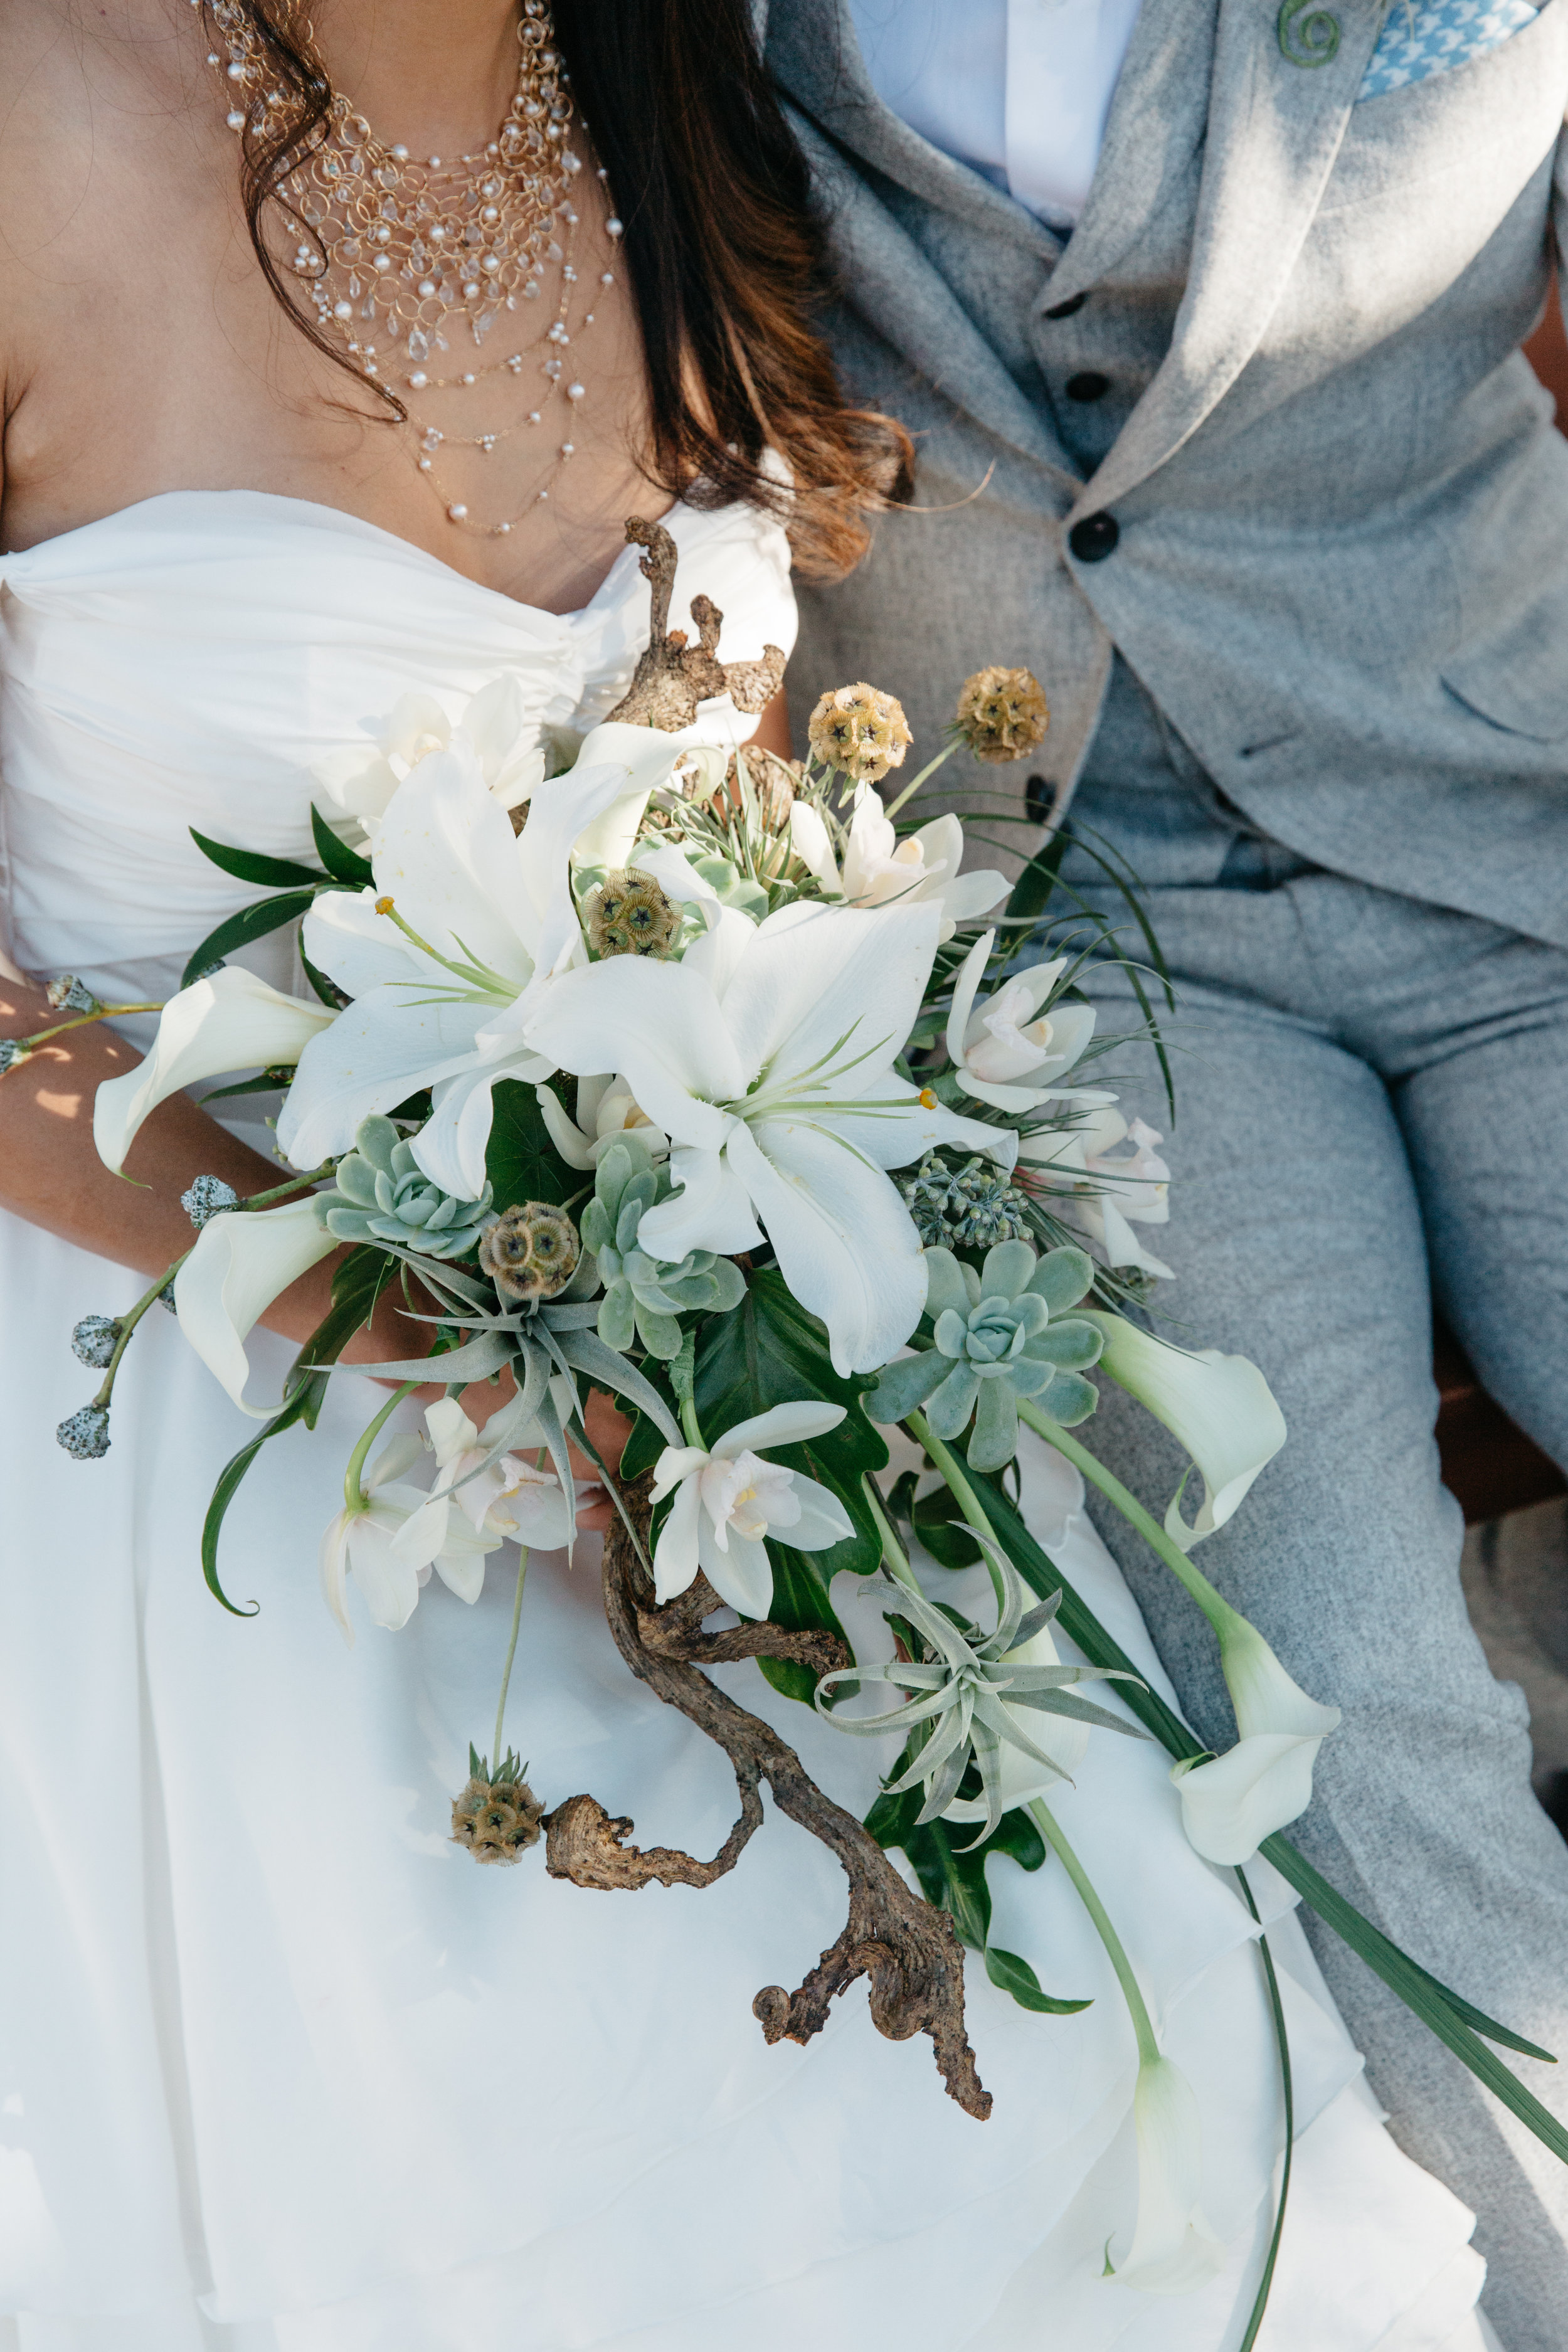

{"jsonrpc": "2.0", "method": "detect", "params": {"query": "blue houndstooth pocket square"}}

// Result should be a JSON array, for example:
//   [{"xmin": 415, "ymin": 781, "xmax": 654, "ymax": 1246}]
[{"xmin": 1357, "ymin": 0, "xmax": 1540, "ymax": 98}]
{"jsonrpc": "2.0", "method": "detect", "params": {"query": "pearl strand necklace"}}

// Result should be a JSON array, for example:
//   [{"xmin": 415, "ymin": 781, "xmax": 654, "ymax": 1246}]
[{"xmin": 197, "ymin": 0, "xmax": 623, "ymax": 538}]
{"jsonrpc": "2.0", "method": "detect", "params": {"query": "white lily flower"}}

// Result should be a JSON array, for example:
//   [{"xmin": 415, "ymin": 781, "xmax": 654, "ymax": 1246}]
[
  {"xmin": 945, "ymin": 931, "xmax": 1105, "ymax": 1114},
  {"xmin": 93, "ymin": 969, "xmax": 337, "ymax": 1177},
  {"xmin": 1081, "ymin": 1313, "xmax": 1286, "ymax": 1550},
  {"xmin": 1020, "ymin": 1107, "xmax": 1173, "ymax": 1279},
  {"xmin": 648, "ymin": 1402, "xmax": 853, "ymax": 1616},
  {"xmin": 172, "ymin": 1193, "xmax": 338, "ymax": 1416},
  {"xmin": 1112, "ymin": 2054, "xmax": 1226, "ymax": 2294},
  {"xmin": 1172, "ymin": 1618, "xmax": 1342, "ymax": 1864},
  {"xmin": 278, "ymin": 724, "xmax": 684, "ymax": 1197},
  {"xmin": 535, "ymin": 1074, "xmax": 670, "ymax": 1171},
  {"xmin": 789, "ymin": 788, "xmax": 1005, "ymax": 943},
  {"xmin": 524, "ymin": 899, "xmax": 1013, "ymax": 1375},
  {"xmin": 389, "ymin": 1397, "xmax": 575, "ymax": 1595},
  {"xmin": 310, "ymin": 674, "xmax": 549, "ymax": 824}
]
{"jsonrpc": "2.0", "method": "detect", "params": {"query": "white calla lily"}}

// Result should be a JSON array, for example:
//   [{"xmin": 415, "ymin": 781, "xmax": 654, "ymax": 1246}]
[
  {"xmin": 172, "ymin": 1194, "xmax": 338, "ymax": 1416},
  {"xmin": 1112, "ymin": 2054, "xmax": 1226, "ymax": 2294},
  {"xmin": 788, "ymin": 788, "xmax": 1004, "ymax": 943},
  {"xmin": 525, "ymin": 899, "xmax": 1012, "ymax": 1375},
  {"xmin": 278, "ymin": 726, "xmax": 684, "ymax": 1197},
  {"xmin": 1172, "ymin": 1618, "xmax": 1342, "ymax": 1864},
  {"xmin": 1081, "ymin": 1313, "xmax": 1286, "ymax": 1550},
  {"xmin": 945, "ymin": 931, "xmax": 1106, "ymax": 1113},
  {"xmin": 93, "ymin": 969, "xmax": 336, "ymax": 1177},
  {"xmin": 648, "ymin": 1401, "xmax": 853, "ymax": 1616}
]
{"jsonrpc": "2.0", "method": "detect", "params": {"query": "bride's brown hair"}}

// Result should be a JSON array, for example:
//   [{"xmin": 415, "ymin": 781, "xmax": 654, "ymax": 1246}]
[{"xmin": 209, "ymin": 1, "xmax": 908, "ymax": 576}]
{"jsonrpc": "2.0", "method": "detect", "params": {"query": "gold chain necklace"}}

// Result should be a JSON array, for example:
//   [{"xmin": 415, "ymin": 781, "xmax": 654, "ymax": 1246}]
[{"xmin": 196, "ymin": 0, "xmax": 622, "ymax": 538}]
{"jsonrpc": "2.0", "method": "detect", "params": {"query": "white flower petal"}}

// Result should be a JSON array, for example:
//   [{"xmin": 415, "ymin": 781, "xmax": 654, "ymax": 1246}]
[
  {"xmin": 346, "ymin": 1512, "xmax": 423, "ymax": 1632},
  {"xmin": 719, "ymin": 900, "xmax": 940, "ymax": 1091},
  {"xmin": 172, "ymin": 1195, "xmax": 337, "ymax": 1416},
  {"xmin": 1114, "ymin": 2056, "xmax": 1226, "ymax": 2294},
  {"xmin": 780, "ymin": 1471, "xmax": 856, "ymax": 1551},
  {"xmin": 637, "ymin": 1142, "xmax": 762, "ymax": 1261},
  {"xmin": 369, "ymin": 739, "xmax": 537, "ymax": 987},
  {"xmin": 945, "ymin": 930, "xmax": 994, "ymax": 1071},
  {"xmin": 711, "ymin": 1402, "xmax": 848, "ymax": 1458},
  {"xmin": 788, "ymin": 800, "xmax": 842, "ymax": 895},
  {"xmin": 318, "ymin": 1510, "xmax": 355, "ymax": 1645},
  {"xmin": 1173, "ymin": 1729, "xmax": 1334, "ymax": 1867},
  {"xmin": 525, "ymin": 958, "xmax": 746, "ymax": 1151},
  {"xmin": 277, "ymin": 989, "xmax": 494, "ymax": 1172},
  {"xmin": 93, "ymin": 971, "xmax": 335, "ymax": 1176},
  {"xmin": 1082, "ymin": 1315, "xmax": 1286, "ymax": 1547},
  {"xmin": 696, "ymin": 1518, "xmax": 775, "ymax": 1616},
  {"xmin": 652, "ymin": 1474, "xmax": 704, "ymax": 1601}
]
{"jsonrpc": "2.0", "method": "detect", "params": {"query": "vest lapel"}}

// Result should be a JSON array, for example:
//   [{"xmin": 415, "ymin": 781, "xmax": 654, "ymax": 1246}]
[
  {"xmin": 769, "ymin": 0, "xmax": 1078, "ymax": 477},
  {"xmin": 1077, "ymin": 0, "xmax": 1387, "ymax": 515}
]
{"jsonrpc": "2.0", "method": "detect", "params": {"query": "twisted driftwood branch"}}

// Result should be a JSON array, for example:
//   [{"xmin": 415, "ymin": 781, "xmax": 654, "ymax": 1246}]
[
  {"xmin": 604, "ymin": 519, "xmax": 787, "ymax": 731},
  {"xmin": 543, "ymin": 1475, "xmax": 991, "ymax": 2120}
]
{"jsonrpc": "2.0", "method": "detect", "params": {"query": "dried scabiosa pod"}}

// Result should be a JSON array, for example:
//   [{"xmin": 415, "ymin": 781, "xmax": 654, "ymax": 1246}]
[
  {"xmin": 585, "ymin": 868, "xmax": 681, "ymax": 960},
  {"xmin": 452, "ymin": 1762, "xmax": 548, "ymax": 1866},
  {"xmin": 953, "ymin": 667, "xmax": 1049, "ymax": 765},
  {"xmin": 479, "ymin": 1202, "xmax": 581, "ymax": 1303},
  {"xmin": 807, "ymin": 682, "xmax": 913, "ymax": 785}
]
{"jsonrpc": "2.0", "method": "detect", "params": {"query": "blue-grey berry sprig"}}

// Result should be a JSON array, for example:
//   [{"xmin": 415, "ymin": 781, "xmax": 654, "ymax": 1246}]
[
  {"xmin": 72, "ymin": 1314, "xmax": 122, "ymax": 1369},
  {"xmin": 900, "ymin": 1152, "xmax": 1032, "ymax": 1251},
  {"xmin": 181, "ymin": 1174, "xmax": 241, "ymax": 1229}
]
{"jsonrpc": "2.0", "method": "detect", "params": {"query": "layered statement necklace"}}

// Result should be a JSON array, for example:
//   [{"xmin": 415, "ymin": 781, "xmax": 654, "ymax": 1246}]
[{"xmin": 199, "ymin": 0, "xmax": 619, "ymax": 537}]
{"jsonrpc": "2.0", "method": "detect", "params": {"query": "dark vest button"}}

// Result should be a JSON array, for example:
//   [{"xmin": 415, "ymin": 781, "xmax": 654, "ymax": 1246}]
[
  {"xmin": 1065, "ymin": 370, "xmax": 1110, "ymax": 403},
  {"xmin": 1069, "ymin": 512, "xmax": 1120, "ymax": 563},
  {"xmin": 1045, "ymin": 290, "xmax": 1088, "ymax": 319}
]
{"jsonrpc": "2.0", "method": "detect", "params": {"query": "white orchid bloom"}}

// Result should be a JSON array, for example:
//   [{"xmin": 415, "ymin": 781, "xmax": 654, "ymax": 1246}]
[
  {"xmin": 525, "ymin": 899, "xmax": 1012, "ymax": 1375},
  {"xmin": 945, "ymin": 931, "xmax": 1106, "ymax": 1114},
  {"xmin": 1020, "ymin": 1106, "xmax": 1173, "ymax": 1279},
  {"xmin": 1172, "ymin": 1619, "xmax": 1342, "ymax": 1865},
  {"xmin": 317, "ymin": 1428, "xmax": 500, "ymax": 1643},
  {"xmin": 648, "ymin": 1402, "xmax": 853, "ymax": 1616},
  {"xmin": 1112, "ymin": 2054, "xmax": 1226, "ymax": 2294},
  {"xmin": 93, "ymin": 969, "xmax": 336, "ymax": 1178},
  {"xmin": 172, "ymin": 1193, "xmax": 338, "ymax": 1416},
  {"xmin": 1081, "ymin": 1313, "xmax": 1286, "ymax": 1551},
  {"xmin": 536, "ymin": 1074, "xmax": 670, "ymax": 1171},
  {"xmin": 310, "ymin": 674, "xmax": 549, "ymax": 825},
  {"xmin": 790, "ymin": 788, "xmax": 1005, "ymax": 943},
  {"xmin": 278, "ymin": 725, "xmax": 684, "ymax": 1197},
  {"xmin": 389, "ymin": 1397, "xmax": 575, "ymax": 1594}
]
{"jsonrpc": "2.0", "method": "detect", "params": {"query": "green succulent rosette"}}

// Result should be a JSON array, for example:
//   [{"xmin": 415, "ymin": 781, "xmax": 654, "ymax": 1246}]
[
  {"xmin": 581, "ymin": 1140, "xmax": 746, "ymax": 1360},
  {"xmin": 866, "ymin": 1239, "xmax": 1103, "ymax": 1470},
  {"xmin": 322, "ymin": 1115, "xmax": 494, "ymax": 1259}
]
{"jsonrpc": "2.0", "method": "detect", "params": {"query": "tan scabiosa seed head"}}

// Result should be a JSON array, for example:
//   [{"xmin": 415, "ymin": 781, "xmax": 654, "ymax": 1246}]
[
  {"xmin": 585, "ymin": 867, "xmax": 681, "ymax": 960},
  {"xmin": 479, "ymin": 1202, "xmax": 581, "ymax": 1303},
  {"xmin": 807, "ymin": 682, "xmax": 914, "ymax": 785},
  {"xmin": 954, "ymin": 667, "xmax": 1049, "ymax": 765}
]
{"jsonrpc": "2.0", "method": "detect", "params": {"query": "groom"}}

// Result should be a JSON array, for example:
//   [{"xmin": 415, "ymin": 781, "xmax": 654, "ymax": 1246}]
[{"xmin": 764, "ymin": 0, "xmax": 1568, "ymax": 2341}]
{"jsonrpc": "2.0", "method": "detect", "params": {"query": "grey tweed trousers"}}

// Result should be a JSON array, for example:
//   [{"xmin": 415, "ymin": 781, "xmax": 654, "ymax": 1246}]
[{"xmin": 1062, "ymin": 669, "xmax": 1568, "ymax": 2352}]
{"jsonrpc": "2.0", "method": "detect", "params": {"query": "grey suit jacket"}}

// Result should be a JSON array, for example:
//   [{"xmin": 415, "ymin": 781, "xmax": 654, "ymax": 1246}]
[{"xmin": 764, "ymin": 0, "xmax": 1568, "ymax": 940}]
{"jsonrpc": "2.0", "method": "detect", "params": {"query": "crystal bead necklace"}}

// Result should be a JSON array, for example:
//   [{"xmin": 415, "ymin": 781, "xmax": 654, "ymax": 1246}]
[{"xmin": 197, "ymin": 0, "xmax": 622, "ymax": 537}]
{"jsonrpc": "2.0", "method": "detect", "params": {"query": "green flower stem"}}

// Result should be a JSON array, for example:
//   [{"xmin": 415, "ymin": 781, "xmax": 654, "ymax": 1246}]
[
  {"xmin": 679, "ymin": 1393, "xmax": 707, "ymax": 1451},
  {"xmin": 882, "ymin": 739, "xmax": 960, "ymax": 820},
  {"xmin": 342, "ymin": 1380, "xmax": 418, "ymax": 1511},
  {"xmin": 89, "ymin": 1251, "xmax": 193, "ymax": 1408},
  {"xmin": 1030, "ymin": 1796, "xmax": 1160, "ymax": 2069},
  {"xmin": 13, "ymin": 999, "xmax": 165, "ymax": 1055},
  {"xmin": 494, "ymin": 1548, "xmax": 531, "ymax": 1769},
  {"xmin": 904, "ymin": 1411, "xmax": 1008, "ymax": 1614},
  {"xmin": 1018, "ymin": 1398, "xmax": 1245, "ymax": 1644},
  {"xmin": 241, "ymin": 1160, "xmax": 338, "ymax": 1210},
  {"xmin": 859, "ymin": 1474, "xmax": 923, "ymax": 1597}
]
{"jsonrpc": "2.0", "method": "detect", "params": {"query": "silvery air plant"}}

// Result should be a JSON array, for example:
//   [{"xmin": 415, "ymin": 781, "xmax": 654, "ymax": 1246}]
[{"xmin": 31, "ymin": 531, "xmax": 1568, "ymax": 2324}]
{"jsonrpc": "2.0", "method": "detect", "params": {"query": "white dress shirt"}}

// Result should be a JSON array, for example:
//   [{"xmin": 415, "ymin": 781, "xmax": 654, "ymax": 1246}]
[{"xmin": 847, "ymin": 0, "xmax": 1144, "ymax": 228}]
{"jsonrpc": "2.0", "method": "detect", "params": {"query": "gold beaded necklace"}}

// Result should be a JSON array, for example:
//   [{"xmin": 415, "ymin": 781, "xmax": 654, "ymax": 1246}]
[{"xmin": 198, "ymin": 0, "xmax": 623, "ymax": 538}]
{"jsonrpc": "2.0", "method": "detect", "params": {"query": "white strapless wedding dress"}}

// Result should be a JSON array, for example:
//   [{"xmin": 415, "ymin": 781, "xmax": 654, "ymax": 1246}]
[{"xmin": 0, "ymin": 491, "xmax": 1497, "ymax": 2351}]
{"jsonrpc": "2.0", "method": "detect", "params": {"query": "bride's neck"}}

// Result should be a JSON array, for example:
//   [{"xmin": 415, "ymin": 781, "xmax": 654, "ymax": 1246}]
[{"xmin": 310, "ymin": 0, "xmax": 523, "ymax": 159}]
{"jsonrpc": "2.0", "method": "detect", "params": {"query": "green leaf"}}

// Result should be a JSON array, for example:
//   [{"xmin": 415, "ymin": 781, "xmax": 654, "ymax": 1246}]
[
  {"xmin": 985, "ymin": 1946, "xmax": 1092, "ymax": 2015},
  {"xmin": 189, "ymin": 827, "xmax": 326, "ymax": 891},
  {"xmin": 199, "ymin": 1248, "xmax": 395, "ymax": 1613},
  {"xmin": 1004, "ymin": 824, "xmax": 1070, "ymax": 924},
  {"xmin": 484, "ymin": 1079, "xmax": 573, "ymax": 1210},
  {"xmin": 180, "ymin": 891, "xmax": 316, "ymax": 990},
  {"xmin": 310, "ymin": 803, "xmax": 376, "ymax": 889},
  {"xmin": 299, "ymin": 940, "xmax": 351, "ymax": 1009}
]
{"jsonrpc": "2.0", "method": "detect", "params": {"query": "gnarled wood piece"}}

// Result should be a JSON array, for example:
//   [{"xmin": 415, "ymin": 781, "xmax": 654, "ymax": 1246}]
[
  {"xmin": 604, "ymin": 519, "xmax": 787, "ymax": 731},
  {"xmin": 544, "ymin": 1475, "xmax": 991, "ymax": 2121}
]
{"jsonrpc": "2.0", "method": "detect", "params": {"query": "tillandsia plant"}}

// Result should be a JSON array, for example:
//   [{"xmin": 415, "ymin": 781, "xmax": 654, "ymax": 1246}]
[{"xmin": 40, "ymin": 517, "xmax": 1568, "ymax": 2321}]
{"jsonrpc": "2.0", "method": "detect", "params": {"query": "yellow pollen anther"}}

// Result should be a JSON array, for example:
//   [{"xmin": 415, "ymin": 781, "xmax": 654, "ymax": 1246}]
[
  {"xmin": 919, "ymin": 1086, "xmax": 938, "ymax": 1109},
  {"xmin": 374, "ymin": 895, "xmax": 395, "ymax": 915}
]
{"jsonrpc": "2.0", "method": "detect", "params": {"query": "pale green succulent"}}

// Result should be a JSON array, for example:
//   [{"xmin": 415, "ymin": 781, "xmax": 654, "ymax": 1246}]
[
  {"xmin": 322, "ymin": 1115, "xmax": 493, "ymax": 1258},
  {"xmin": 581, "ymin": 1140, "xmax": 746, "ymax": 1359},
  {"xmin": 866, "ymin": 1239, "xmax": 1102, "ymax": 1470}
]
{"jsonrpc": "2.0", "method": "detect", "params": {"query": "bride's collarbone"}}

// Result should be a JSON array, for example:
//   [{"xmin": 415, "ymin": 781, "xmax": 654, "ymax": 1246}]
[{"xmin": 0, "ymin": 1, "xmax": 658, "ymax": 610}]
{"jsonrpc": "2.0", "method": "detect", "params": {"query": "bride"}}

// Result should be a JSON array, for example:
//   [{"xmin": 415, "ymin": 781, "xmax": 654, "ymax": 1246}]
[{"xmin": 0, "ymin": 3, "xmax": 1505, "ymax": 2345}]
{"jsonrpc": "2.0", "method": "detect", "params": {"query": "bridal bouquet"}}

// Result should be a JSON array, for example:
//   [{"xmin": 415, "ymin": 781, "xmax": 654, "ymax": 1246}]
[{"xmin": 28, "ymin": 527, "xmax": 1568, "ymax": 2316}]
